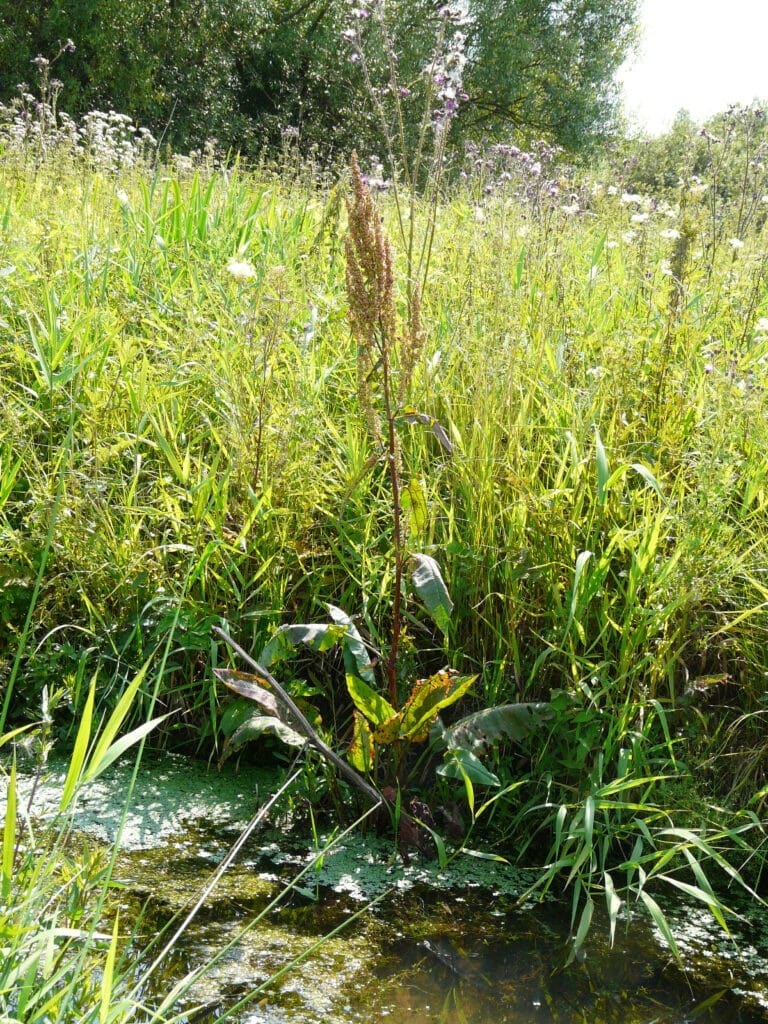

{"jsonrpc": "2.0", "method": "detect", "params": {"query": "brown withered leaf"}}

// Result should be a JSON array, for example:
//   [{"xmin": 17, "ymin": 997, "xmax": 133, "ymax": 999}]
[{"xmin": 213, "ymin": 668, "xmax": 279, "ymax": 717}]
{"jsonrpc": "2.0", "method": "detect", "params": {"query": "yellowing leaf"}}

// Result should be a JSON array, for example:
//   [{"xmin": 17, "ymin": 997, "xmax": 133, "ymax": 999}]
[
  {"xmin": 346, "ymin": 674, "xmax": 397, "ymax": 727},
  {"xmin": 401, "ymin": 478, "xmax": 428, "ymax": 538},
  {"xmin": 372, "ymin": 712, "xmax": 404, "ymax": 744},
  {"xmin": 400, "ymin": 671, "xmax": 477, "ymax": 741},
  {"xmin": 348, "ymin": 712, "xmax": 375, "ymax": 772}
]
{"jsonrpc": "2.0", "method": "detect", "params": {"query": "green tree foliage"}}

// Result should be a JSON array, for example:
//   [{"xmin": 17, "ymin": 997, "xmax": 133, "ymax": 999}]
[
  {"xmin": 461, "ymin": 0, "xmax": 639, "ymax": 150},
  {"xmin": 621, "ymin": 102, "xmax": 768, "ymax": 208},
  {"xmin": 0, "ymin": 0, "xmax": 640, "ymax": 156},
  {"xmin": 621, "ymin": 110, "xmax": 700, "ymax": 194},
  {"xmin": 0, "ymin": 0, "xmax": 261, "ymax": 152}
]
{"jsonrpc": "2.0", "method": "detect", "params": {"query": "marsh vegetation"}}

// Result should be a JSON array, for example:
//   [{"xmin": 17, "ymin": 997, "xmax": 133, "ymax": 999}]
[{"xmin": 2, "ymin": 44, "xmax": 768, "ymax": 1021}]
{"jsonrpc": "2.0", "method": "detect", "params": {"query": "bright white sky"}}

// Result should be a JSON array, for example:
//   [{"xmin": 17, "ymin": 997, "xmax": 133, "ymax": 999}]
[{"xmin": 619, "ymin": 0, "xmax": 768, "ymax": 135}]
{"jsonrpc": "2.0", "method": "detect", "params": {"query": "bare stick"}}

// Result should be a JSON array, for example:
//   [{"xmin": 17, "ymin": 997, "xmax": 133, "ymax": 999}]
[{"xmin": 213, "ymin": 626, "xmax": 384, "ymax": 808}]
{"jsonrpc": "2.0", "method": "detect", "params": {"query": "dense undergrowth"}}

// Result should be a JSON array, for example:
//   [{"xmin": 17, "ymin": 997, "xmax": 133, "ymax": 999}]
[{"xmin": 3, "ymin": 92, "xmax": 768, "ymax": 1016}]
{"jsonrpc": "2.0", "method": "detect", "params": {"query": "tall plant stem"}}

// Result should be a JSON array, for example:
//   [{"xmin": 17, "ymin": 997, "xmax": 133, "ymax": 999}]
[{"xmin": 381, "ymin": 343, "xmax": 404, "ymax": 709}]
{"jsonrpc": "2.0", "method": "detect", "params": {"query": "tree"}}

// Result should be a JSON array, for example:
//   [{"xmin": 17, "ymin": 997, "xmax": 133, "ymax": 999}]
[
  {"xmin": 0, "ymin": 0, "xmax": 640, "ymax": 157},
  {"xmin": 460, "ymin": 0, "xmax": 639, "ymax": 150}
]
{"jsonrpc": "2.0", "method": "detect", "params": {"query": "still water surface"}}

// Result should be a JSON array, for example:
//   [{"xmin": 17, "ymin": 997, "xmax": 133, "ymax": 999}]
[{"xmin": 10, "ymin": 752, "xmax": 768, "ymax": 1023}]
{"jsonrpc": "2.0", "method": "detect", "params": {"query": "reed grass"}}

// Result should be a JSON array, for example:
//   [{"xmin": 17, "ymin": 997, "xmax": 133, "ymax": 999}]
[
  {"xmin": 2, "ymin": 116, "xmax": 768, "ymax": 977},
  {"xmin": 3, "ymin": 137, "xmax": 768, "ymax": 760}
]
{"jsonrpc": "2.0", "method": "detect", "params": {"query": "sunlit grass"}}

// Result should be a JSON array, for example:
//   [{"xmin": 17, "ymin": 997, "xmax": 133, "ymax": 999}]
[
  {"xmin": 3, "ymin": 141, "xmax": 768, "ymax": 753},
  {"xmin": 2, "ymin": 127, "xmax": 768, "ymax": 976}
]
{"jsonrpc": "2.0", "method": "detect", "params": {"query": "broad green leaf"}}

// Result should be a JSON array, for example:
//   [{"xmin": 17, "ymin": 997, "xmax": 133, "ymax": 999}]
[
  {"xmin": 219, "ymin": 697, "xmax": 269, "ymax": 738},
  {"xmin": 260, "ymin": 622, "xmax": 348, "ymax": 667},
  {"xmin": 60, "ymin": 671, "xmax": 96, "ymax": 811},
  {"xmin": 411, "ymin": 553, "xmax": 453, "ymax": 634},
  {"xmin": 400, "ymin": 671, "xmax": 477, "ymax": 740},
  {"xmin": 401, "ymin": 478, "xmax": 428, "ymax": 538},
  {"xmin": 229, "ymin": 713, "xmax": 306, "ymax": 750},
  {"xmin": 443, "ymin": 702, "xmax": 550, "ymax": 752},
  {"xmin": 437, "ymin": 747, "xmax": 500, "ymax": 787},
  {"xmin": 327, "ymin": 604, "xmax": 376, "ymax": 684},
  {"xmin": 346, "ymin": 674, "xmax": 397, "ymax": 727}
]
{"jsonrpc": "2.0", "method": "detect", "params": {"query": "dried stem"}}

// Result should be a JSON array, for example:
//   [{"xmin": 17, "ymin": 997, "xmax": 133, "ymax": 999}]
[
  {"xmin": 213, "ymin": 626, "xmax": 384, "ymax": 807},
  {"xmin": 345, "ymin": 152, "xmax": 428, "ymax": 708}
]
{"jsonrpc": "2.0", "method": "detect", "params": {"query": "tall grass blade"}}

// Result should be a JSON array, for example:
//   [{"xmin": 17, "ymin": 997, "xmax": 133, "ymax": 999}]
[
  {"xmin": 2, "ymin": 758, "xmax": 16, "ymax": 900},
  {"xmin": 85, "ymin": 715, "xmax": 173, "ymax": 783},
  {"xmin": 99, "ymin": 912, "xmax": 120, "ymax": 1024},
  {"xmin": 595, "ymin": 428, "xmax": 609, "ymax": 506},
  {"xmin": 83, "ymin": 660, "xmax": 152, "ymax": 783},
  {"xmin": 59, "ymin": 671, "xmax": 96, "ymax": 811},
  {"xmin": 604, "ymin": 871, "xmax": 622, "ymax": 946},
  {"xmin": 569, "ymin": 895, "xmax": 594, "ymax": 963},
  {"xmin": 639, "ymin": 890, "xmax": 679, "ymax": 959}
]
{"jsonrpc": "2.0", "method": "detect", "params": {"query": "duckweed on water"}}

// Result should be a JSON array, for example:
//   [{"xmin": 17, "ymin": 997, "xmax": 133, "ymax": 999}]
[{"xmin": 5, "ymin": 752, "xmax": 768, "ymax": 1023}]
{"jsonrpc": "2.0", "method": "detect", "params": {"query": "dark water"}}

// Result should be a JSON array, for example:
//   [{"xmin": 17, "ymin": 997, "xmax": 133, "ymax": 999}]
[
  {"xmin": 115, "ymin": 822, "xmax": 768, "ymax": 1024},
  {"xmin": 7, "ymin": 752, "xmax": 768, "ymax": 1023}
]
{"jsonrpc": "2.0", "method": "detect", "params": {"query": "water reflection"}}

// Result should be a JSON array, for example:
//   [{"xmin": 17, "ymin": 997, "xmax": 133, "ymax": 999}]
[{"xmin": 122, "ymin": 856, "xmax": 766, "ymax": 1024}]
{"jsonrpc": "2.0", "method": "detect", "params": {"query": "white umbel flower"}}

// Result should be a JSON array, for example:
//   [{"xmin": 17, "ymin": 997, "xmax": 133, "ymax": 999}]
[{"xmin": 227, "ymin": 257, "xmax": 257, "ymax": 281}]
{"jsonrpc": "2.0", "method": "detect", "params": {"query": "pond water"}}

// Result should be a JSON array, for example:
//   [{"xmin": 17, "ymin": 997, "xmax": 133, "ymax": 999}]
[{"xmin": 6, "ymin": 751, "xmax": 768, "ymax": 1023}]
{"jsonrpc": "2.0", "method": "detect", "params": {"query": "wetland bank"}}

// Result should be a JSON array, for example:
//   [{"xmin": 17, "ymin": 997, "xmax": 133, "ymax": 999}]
[{"xmin": 3, "ymin": 39, "xmax": 768, "ymax": 1022}]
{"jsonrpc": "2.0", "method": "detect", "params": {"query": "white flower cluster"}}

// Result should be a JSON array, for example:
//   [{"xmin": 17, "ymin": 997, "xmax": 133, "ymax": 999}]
[
  {"xmin": 226, "ymin": 258, "xmax": 258, "ymax": 282},
  {"xmin": 0, "ymin": 86, "xmax": 157, "ymax": 171},
  {"xmin": 80, "ymin": 110, "xmax": 156, "ymax": 171}
]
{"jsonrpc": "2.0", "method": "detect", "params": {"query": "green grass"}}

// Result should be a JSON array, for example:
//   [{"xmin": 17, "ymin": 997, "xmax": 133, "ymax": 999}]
[
  {"xmin": 2, "ymin": 129, "xmax": 768, "ymax": 979},
  {"xmin": 2, "ymin": 140, "xmax": 768, "ymax": 766}
]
